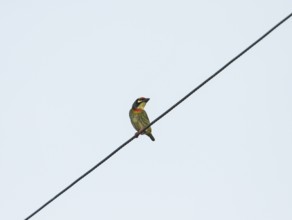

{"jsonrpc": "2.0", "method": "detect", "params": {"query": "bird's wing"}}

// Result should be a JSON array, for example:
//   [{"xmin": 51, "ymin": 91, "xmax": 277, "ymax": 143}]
[{"xmin": 140, "ymin": 110, "xmax": 152, "ymax": 132}]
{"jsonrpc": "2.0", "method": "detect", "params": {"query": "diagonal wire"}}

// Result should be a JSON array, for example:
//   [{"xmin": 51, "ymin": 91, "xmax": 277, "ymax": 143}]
[{"xmin": 25, "ymin": 12, "xmax": 292, "ymax": 220}]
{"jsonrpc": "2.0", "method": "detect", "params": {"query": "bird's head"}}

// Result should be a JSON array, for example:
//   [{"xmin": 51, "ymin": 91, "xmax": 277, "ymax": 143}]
[{"xmin": 132, "ymin": 97, "xmax": 150, "ymax": 110}]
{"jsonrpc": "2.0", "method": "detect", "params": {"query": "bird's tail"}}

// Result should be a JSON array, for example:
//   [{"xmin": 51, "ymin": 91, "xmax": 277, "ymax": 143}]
[{"xmin": 147, "ymin": 133, "xmax": 155, "ymax": 141}]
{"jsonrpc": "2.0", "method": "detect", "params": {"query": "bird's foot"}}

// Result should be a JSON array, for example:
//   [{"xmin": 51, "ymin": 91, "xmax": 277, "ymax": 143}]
[
  {"xmin": 134, "ymin": 129, "xmax": 143, "ymax": 138},
  {"xmin": 134, "ymin": 131, "xmax": 140, "ymax": 138}
]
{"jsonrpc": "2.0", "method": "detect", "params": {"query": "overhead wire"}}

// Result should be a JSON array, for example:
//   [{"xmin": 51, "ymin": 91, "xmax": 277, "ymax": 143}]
[{"xmin": 25, "ymin": 12, "xmax": 292, "ymax": 220}]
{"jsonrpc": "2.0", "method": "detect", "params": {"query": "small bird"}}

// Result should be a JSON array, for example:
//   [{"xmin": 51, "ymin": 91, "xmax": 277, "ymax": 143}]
[{"xmin": 129, "ymin": 97, "xmax": 155, "ymax": 141}]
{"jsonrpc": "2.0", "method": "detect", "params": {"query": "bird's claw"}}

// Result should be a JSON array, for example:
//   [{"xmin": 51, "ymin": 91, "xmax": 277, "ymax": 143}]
[{"xmin": 135, "ymin": 129, "xmax": 143, "ymax": 138}]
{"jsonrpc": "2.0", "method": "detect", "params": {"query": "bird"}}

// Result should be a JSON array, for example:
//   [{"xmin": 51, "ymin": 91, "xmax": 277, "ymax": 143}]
[{"xmin": 129, "ymin": 97, "xmax": 155, "ymax": 141}]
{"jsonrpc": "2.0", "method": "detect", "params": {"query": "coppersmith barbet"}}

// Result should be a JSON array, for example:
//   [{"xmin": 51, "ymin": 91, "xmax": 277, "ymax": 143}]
[{"xmin": 129, "ymin": 97, "xmax": 155, "ymax": 141}]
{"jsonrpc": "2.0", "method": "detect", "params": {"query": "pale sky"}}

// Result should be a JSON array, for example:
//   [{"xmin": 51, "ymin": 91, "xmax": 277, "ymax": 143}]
[{"xmin": 0, "ymin": 1, "xmax": 292, "ymax": 220}]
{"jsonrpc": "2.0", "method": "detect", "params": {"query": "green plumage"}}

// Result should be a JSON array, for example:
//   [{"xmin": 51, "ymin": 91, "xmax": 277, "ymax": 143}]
[{"xmin": 129, "ymin": 97, "xmax": 155, "ymax": 141}]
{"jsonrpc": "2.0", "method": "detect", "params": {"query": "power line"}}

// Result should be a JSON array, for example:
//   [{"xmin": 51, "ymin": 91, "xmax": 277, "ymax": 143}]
[{"xmin": 25, "ymin": 12, "xmax": 292, "ymax": 220}]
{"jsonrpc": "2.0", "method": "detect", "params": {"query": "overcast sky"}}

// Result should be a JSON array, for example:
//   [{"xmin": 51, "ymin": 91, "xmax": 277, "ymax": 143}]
[{"xmin": 0, "ymin": 1, "xmax": 292, "ymax": 220}]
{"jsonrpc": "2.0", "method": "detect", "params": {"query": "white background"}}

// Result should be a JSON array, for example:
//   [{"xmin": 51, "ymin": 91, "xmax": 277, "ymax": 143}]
[{"xmin": 0, "ymin": 1, "xmax": 292, "ymax": 219}]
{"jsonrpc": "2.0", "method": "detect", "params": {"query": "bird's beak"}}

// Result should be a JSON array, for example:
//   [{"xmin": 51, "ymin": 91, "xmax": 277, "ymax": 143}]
[{"xmin": 145, "ymin": 98, "xmax": 150, "ymax": 102}]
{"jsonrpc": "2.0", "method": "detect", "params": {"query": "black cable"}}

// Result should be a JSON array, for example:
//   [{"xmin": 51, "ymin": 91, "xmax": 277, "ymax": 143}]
[{"xmin": 25, "ymin": 12, "xmax": 292, "ymax": 220}]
